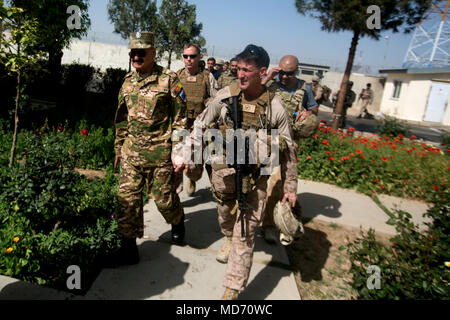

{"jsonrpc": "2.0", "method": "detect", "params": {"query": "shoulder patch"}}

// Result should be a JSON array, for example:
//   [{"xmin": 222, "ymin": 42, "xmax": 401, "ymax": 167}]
[{"xmin": 175, "ymin": 83, "xmax": 187, "ymax": 103}]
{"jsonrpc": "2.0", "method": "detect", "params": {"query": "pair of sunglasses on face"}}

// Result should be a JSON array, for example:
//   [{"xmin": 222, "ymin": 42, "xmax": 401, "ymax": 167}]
[
  {"xmin": 183, "ymin": 54, "xmax": 198, "ymax": 59},
  {"xmin": 129, "ymin": 50, "xmax": 147, "ymax": 58},
  {"xmin": 279, "ymin": 70, "xmax": 296, "ymax": 77}
]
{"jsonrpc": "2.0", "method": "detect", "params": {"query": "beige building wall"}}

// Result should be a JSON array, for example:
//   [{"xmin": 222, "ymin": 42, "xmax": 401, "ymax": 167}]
[{"xmin": 380, "ymin": 73, "xmax": 450, "ymax": 125}]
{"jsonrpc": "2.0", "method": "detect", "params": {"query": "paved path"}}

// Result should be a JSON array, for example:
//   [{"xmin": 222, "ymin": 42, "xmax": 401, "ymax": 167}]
[{"xmin": 0, "ymin": 171, "xmax": 431, "ymax": 300}]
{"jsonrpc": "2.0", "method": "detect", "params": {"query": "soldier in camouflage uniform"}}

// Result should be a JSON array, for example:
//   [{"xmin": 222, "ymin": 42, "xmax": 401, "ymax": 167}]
[
  {"xmin": 311, "ymin": 75, "xmax": 324, "ymax": 105},
  {"xmin": 217, "ymin": 58, "xmax": 238, "ymax": 89},
  {"xmin": 176, "ymin": 43, "xmax": 218, "ymax": 196},
  {"xmin": 333, "ymin": 81, "xmax": 356, "ymax": 128},
  {"xmin": 105, "ymin": 32, "xmax": 188, "ymax": 267},
  {"xmin": 357, "ymin": 83, "xmax": 374, "ymax": 119},
  {"xmin": 260, "ymin": 55, "xmax": 319, "ymax": 243},
  {"xmin": 175, "ymin": 45, "xmax": 299, "ymax": 300}
]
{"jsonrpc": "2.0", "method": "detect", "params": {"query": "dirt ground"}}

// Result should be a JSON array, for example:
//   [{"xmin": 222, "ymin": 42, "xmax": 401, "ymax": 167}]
[{"xmin": 285, "ymin": 218, "xmax": 390, "ymax": 300}]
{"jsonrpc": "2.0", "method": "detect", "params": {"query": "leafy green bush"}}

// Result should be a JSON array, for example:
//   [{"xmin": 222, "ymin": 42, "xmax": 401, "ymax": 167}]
[
  {"xmin": 0, "ymin": 128, "xmax": 120, "ymax": 292},
  {"xmin": 342, "ymin": 191, "xmax": 449, "ymax": 299},
  {"xmin": 297, "ymin": 122, "xmax": 449, "ymax": 201},
  {"xmin": 441, "ymin": 132, "xmax": 450, "ymax": 153},
  {"xmin": 376, "ymin": 115, "xmax": 410, "ymax": 137}
]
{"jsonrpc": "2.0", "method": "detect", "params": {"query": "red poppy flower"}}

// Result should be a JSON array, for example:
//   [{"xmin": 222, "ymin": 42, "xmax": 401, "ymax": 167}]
[
  {"xmin": 433, "ymin": 185, "xmax": 440, "ymax": 192},
  {"xmin": 325, "ymin": 151, "xmax": 331, "ymax": 155},
  {"xmin": 360, "ymin": 155, "xmax": 365, "ymax": 159},
  {"xmin": 375, "ymin": 179, "xmax": 379, "ymax": 183},
  {"xmin": 307, "ymin": 156, "xmax": 311, "ymax": 160},
  {"xmin": 322, "ymin": 140, "xmax": 329, "ymax": 146},
  {"xmin": 410, "ymin": 135, "xmax": 417, "ymax": 140},
  {"xmin": 381, "ymin": 157, "xmax": 388, "ymax": 162},
  {"xmin": 348, "ymin": 127, "xmax": 355, "ymax": 132},
  {"xmin": 356, "ymin": 150, "xmax": 362, "ymax": 154},
  {"xmin": 57, "ymin": 126, "xmax": 63, "ymax": 132},
  {"xmin": 81, "ymin": 129, "xmax": 88, "ymax": 136},
  {"xmin": 349, "ymin": 153, "xmax": 355, "ymax": 157},
  {"xmin": 329, "ymin": 156, "xmax": 334, "ymax": 161}
]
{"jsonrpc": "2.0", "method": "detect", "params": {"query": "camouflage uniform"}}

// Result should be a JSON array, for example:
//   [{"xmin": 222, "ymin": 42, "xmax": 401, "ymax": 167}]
[
  {"xmin": 311, "ymin": 82, "xmax": 324, "ymax": 105},
  {"xmin": 334, "ymin": 88, "xmax": 356, "ymax": 128},
  {"xmin": 217, "ymin": 70, "xmax": 238, "ymax": 89},
  {"xmin": 184, "ymin": 82, "xmax": 298, "ymax": 291},
  {"xmin": 114, "ymin": 64, "xmax": 187, "ymax": 239},
  {"xmin": 175, "ymin": 67, "xmax": 217, "ymax": 189},
  {"xmin": 358, "ymin": 88, "xmax": 374, "ymax": 118},
  {"xmin": 262, "ymin": 79, "xmax": 319, "ymax": 229}
]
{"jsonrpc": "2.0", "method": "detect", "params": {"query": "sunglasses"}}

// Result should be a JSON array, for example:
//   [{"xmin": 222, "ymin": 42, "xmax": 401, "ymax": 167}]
[
  {"xmin": 279, "ymin": 70, "xmax": 296, "ymax": 77},
  {"xmin": 183, "ymin": 54, "xmax": 198, "ymax": 59},
  {"xmin": 129, "ymin": 50, "xmax": 147, "ymax": 58}
]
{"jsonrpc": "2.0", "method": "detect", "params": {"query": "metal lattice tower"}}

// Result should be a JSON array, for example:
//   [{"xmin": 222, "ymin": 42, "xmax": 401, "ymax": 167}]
[{"xmin": 403, "ymin": 0, "xmax": 450, "ymax": 68}]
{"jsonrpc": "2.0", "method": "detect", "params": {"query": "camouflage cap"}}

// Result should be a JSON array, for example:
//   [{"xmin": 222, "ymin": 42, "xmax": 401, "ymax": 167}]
[
  {"xmin": 273, "ymin": 201, "xmax": 304, "ymax": 246},
  {"xmin": 215, "ymin": 58, "xmax": 225, "ymax": 65},
  {"xmin": 129, "ymin": 32, "xmax": 154, "ymax": 49}
]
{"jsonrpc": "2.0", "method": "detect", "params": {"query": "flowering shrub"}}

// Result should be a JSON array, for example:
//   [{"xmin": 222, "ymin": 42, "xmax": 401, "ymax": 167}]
[
  {"xmin": 342, "ymin": 190, "xmax": 449, "ymax": 299},
  {"xmin": 297, "ymin": 122, "xmax": 449, "ymax": 202},
  {"xmin": 0, "ymin": 127, "xmax": 120, "ymax": 292}
]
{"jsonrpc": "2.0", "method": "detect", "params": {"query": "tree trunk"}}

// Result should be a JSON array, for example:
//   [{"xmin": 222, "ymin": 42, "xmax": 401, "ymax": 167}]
[
  {"xmin": 332, "ymin": 29, "xmax": 360, "ymax": 130},
  {"xmin": 167, "ymin": 50, "xmax": 172, "ymax": 69},
  {"xmin": 9, "ymin": 70, "xmax": 21, "ymax": 168}
]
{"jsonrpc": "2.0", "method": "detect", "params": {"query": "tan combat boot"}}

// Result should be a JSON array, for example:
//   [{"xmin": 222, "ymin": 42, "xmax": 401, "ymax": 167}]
[
  {"xmin": 216, "ymin": 236, "xmax": 232, "ymax": 263},
  {"xmin": 221, "ymin": 288, "xmax": 239, "ymax": 300},
  {"xmin": 186, "ymin": 178, "xmax": 196, "ymax": 197}
]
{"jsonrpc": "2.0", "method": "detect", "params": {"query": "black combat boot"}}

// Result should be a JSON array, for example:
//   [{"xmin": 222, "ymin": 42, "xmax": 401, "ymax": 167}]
[
  {"xmin": 102, "ymin": 237, "xmax": 139, "ymax": 268},
  {"xmin": 171, "ymin": 214, "xmax": 185, "ymax": 245}
]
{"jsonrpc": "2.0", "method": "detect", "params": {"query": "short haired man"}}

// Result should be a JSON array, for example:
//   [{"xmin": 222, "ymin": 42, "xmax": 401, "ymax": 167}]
[
  {"xmin": 207, "ymin": 57, "xmax": 216, "ymax": 72},
  {"xmin": 260, "ymin": 55, "xmax": 319, "ymax": 243},
  {"xmin": 107, "ymin": 32, "xmax": 188, "ymax": 267},
  {"xmin": 175, "ymin": 44, "xmax": 299, "ymax": 299},
  {"xmin": 217, "ymin": 58, "xmax": 238, "ymax": 89},
  {"xmin": 357, "ymin": 83, "xmax": 374, "ymax": 119},
  {"xmin": 176, "ymin": 44, "xmax": 218, "ymax": 196}
]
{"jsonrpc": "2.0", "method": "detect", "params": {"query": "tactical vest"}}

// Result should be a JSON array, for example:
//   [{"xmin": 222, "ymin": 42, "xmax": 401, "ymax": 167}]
[
  {"xmin": 212, "ymin": 83, "xmax": 275, "ymax": 202},
  {"xmin": 270, "ymin": 79, "xmax": 307, "ymax": 115},
  {"xmin": 177, "ymin": 68, "xmax": 211, "ymax": 119}
]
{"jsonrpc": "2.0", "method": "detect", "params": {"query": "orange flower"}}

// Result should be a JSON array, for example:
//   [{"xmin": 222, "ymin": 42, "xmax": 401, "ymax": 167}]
[
  {"xmin": 349, "ymin": 153, "xmax": 355, "ymax": 157},
  {"xmin": 307, "ymin": 156, "xmax": 311, "ymax": 160},
  {"xmin": 6, "ymin": 248, "xmax": 13, "ymax": 253},
  {"xmin": 13, "ymin": 237, "xmax": 19, "ymax": 243}
]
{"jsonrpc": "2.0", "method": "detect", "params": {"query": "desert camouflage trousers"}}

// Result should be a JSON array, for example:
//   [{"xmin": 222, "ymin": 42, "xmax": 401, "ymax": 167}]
[
  {"xmin": 358, "ymin": 98, "xmax": 370, "ymax": 117},
  {"xmin": 216, "ymin": 174, "xmax": 269, "ymax": 292},
  {"xmin": 117, "ymin": 159, "xmax": 184, "ymax": 239}
]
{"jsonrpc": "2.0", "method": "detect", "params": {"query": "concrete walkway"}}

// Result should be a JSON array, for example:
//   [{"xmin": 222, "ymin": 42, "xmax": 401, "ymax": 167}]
[{"xmin": 0, "ymin": 171, "xmax": 431, "ymax": 300}]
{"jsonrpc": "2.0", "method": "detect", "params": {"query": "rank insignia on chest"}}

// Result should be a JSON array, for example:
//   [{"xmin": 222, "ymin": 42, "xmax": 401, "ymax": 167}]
[
  {"xmin": 187, "ymin": 76, "xmax": 197, "ymax": 82},
  {"xmin": 242, "ymin": 104, "xmax": 256, "ymax": 114}
]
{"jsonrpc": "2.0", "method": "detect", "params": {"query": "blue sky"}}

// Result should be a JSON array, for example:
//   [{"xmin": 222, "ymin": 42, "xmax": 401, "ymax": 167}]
[{"xmin": 87, "ymin": 0, "xmax": 416, "ymax": 72}]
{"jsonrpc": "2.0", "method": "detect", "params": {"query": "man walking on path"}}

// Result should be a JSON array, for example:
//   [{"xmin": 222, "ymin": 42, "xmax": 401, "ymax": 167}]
[
  {"xmin": 107, "ymin": 32, "xmax": 188, "ymax": 267},
  {"xmin": 174, "ymin": 45, "xmax": 299, "ymax": 300}
]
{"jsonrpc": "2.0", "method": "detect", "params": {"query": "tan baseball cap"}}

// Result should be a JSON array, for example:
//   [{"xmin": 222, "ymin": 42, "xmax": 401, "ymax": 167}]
[
  {"xmin": 129, "ymin": 32, "xmax": 154, "ymax": 49},
  {"xmin": 312, "ymin": 76, "xmax": 320, "ymax": 82}
]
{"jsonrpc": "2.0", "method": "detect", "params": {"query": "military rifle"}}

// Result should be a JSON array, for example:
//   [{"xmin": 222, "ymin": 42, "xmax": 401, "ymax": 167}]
[{"xmin": 231, "ymin": 96, "xmax": 247, "ymax": 238}]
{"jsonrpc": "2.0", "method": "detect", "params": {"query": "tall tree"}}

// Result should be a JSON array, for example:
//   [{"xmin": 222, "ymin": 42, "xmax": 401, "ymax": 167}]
[
  {"xmin": 0, "ymin": 6, "xmax": 45, "ymax": 167},
  {"xmin": 295, "ymin": 0, "xmax": 433, "ymax": 130},
  {"xmin": 9, "ymin": 0, "xmax": 90, "ymax": 89},
  {"xmin": 157, "ymin": 0, "xmax": 205, "ymax": 69},
  {"xmin": 107, "ymin": 0, "xmax": 157, "ymax": 71},
  {"xmin": 108, "ymin": 0, "xmax": 158, "ymax": 39}
]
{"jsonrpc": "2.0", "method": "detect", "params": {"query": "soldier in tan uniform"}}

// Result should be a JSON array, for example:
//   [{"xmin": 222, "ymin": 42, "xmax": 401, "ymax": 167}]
[
  {"xmin": 105, "ymin": 32, "xmax": 188, "ymax": 267},
  {"xmin": 217, "ymin": 58, "xmax": 238, "ymax": 89},
  {"xmin": 311, "ymin": 75, "xmax": 324, "ymax": 105},
  {"xmin": 176, "ymin": 43, "xmax": 218, "ymax": 196},
  {"xmin": 260, "ymin": 55, "xmax": 319, "ymax": 243},
  {"xmin": 357, "ymin": 83, "xmax": 374, "ymax": 119},
  {"xmin": 174, "ymin": 45, "xmax": 299, "ymax": 300}
]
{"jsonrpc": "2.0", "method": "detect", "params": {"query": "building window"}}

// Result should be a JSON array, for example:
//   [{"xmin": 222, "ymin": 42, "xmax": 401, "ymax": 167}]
[
  {"xmin": 301, "ymin": 70, "xmax": 314, "ymax": 75},
  {"xmin": 392, "ymin": 80, "xmax": 402, "ymax": 99}
]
